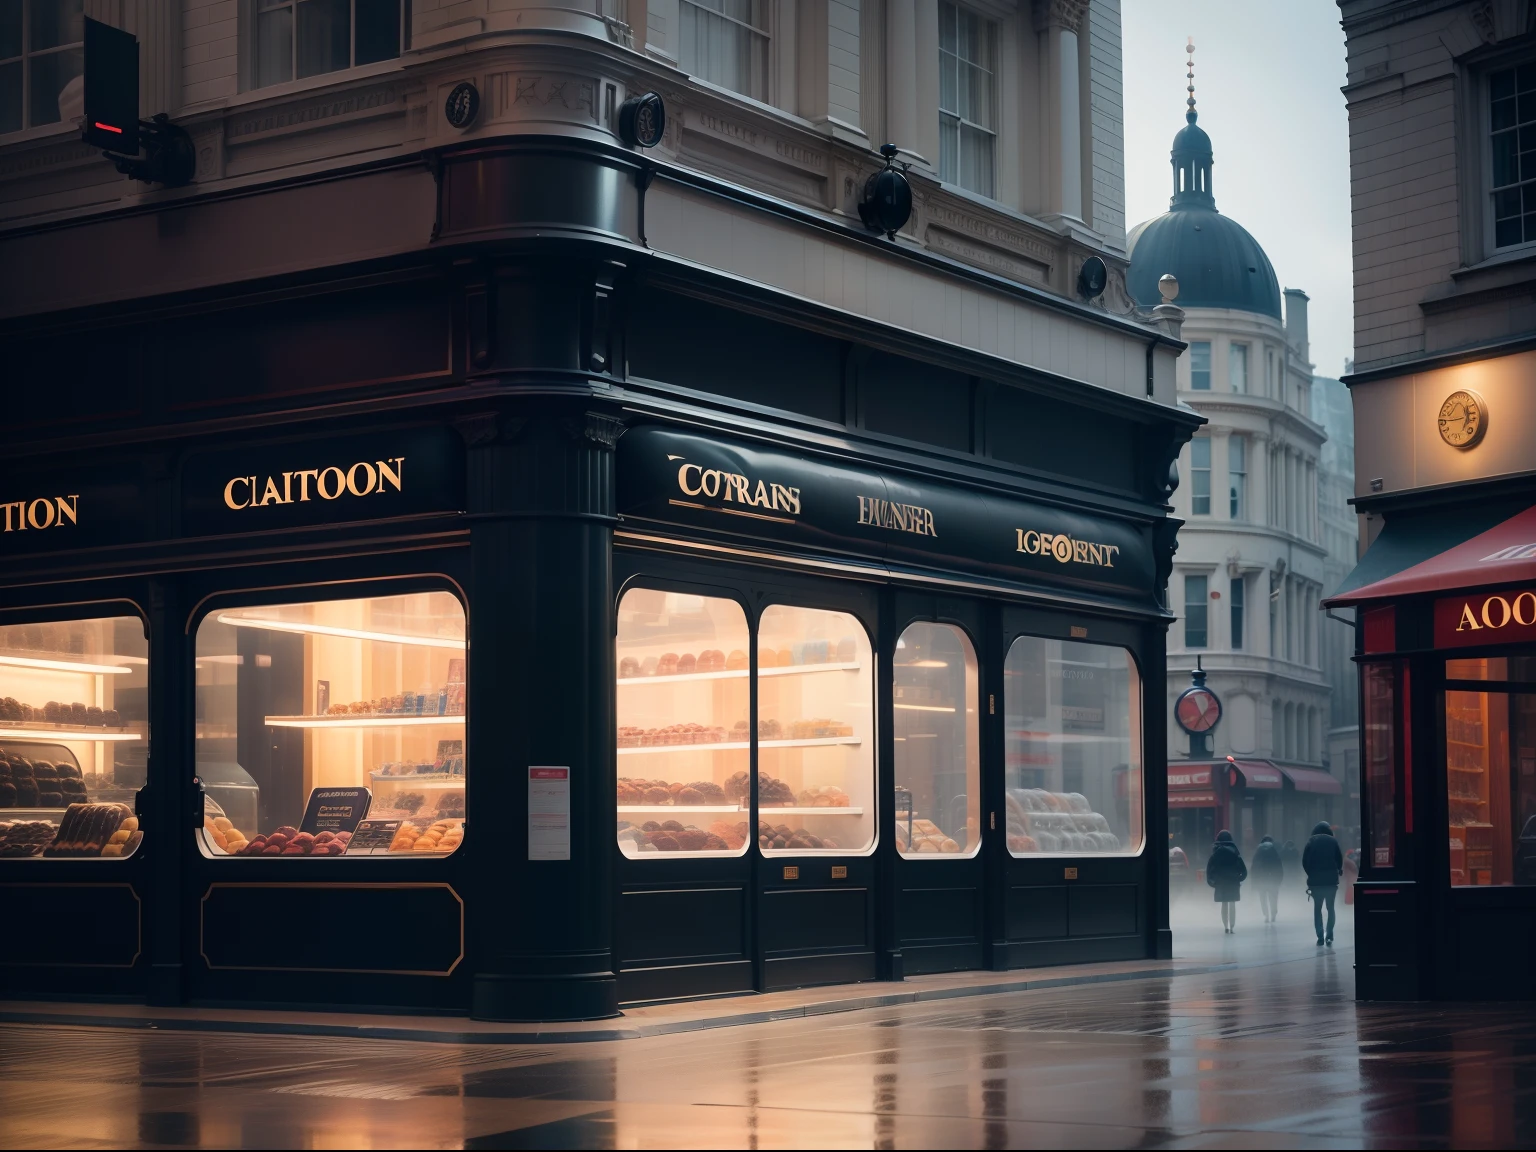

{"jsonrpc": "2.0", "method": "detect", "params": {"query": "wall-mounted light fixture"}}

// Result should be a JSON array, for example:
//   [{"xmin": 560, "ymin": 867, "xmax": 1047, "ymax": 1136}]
[{"xmin": 858, "ymin": 144, "xmax": 912, "ymax": 240}]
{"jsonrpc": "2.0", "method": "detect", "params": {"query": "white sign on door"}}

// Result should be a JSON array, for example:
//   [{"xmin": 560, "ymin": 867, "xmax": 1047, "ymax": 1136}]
[{"xmin": 528, "ymin": 766, "xmax": 571, "ymax": 861}]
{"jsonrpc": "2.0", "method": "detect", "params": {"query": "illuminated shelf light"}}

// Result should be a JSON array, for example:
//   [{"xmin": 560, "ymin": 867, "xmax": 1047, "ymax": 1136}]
[
  {"xmin": 617, "ymin": 804, "xmax": 744, "ymax": 815},
  {"xmin": 0, "ymin": 725, "xmax": 141, "ymax": 742},
  {"xmin": 618, "ymin": 736, "xmax": 860, "ymax": 755},
  {"xmin": 894, "ymin": 703, "xmax": 957, "ymax": 713},
  {"xmin": 617, "ymin": 661, "xmax": 861, "ymax": 686},
  {"xmin": 218, "ymin": 615, "xmax": 465, "ymax": 650},
  {"xmin": 760, "ymin": 806, "xmax": 864, "ymax": 816},
  {"xmin": 0, "ymin": 655, "xmax": 132, "ymax": 675},
  {"xmin": 265, "ymin": 714, "xmax": 465, "ymax": 729}
]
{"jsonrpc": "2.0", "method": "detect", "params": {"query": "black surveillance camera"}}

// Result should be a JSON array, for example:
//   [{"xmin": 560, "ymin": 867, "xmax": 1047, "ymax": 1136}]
[
  {"xmin": 1077, "ymin": 256, "xmax": 1108, "ymax": 301},
  {"xmin": 858, "ymin": 143, "xmax": 912, "ymax": 240}
]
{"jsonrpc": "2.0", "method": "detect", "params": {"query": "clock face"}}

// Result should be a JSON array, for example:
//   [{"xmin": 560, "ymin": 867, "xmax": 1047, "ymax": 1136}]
[
  {"xmin": 444, "ymin": 82, "xmax": 480, "ymax": 130},
  {"xmin": 1438, "ymin": 389, "xmax": 1487, "ymax": 449},
  {"xmin": 1175, "ymin": 687, "xmax": 1222, "ymax": 734}
]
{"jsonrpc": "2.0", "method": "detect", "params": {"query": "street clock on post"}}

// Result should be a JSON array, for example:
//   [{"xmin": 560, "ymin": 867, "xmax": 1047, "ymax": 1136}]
[{"xmin": 1174, "ymin": 660, "xmax": 1222, "ymax": 757}]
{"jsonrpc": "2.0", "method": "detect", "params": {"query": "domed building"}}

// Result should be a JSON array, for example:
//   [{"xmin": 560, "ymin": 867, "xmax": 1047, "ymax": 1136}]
[{"xmin": 1128, "ymin": 73, "xmax": 1335, "ymax": 856}]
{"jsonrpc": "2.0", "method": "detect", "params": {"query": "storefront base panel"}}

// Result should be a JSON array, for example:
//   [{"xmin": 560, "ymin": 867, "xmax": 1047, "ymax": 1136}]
[
  {"xmin": 995, "ymin": 935, "xmax": 1147, "ymax": 970},
  {"xmin": 1006, "ymin": 883, "xmax": 1141, "ymax": 940},
  {"xmin": 1435, "ymin": 904, "xmax": 1536, "ymax": 1001},
  {"xmin": 1, "ymin": 881, "xmax": 142, "ymax": 970},
  {"xmin": 764, "ymin": 950, "xmax": 878, "ymax": 991},
  {"xmin": 618, "ymin": 959, "xmax": 754, "ymax": 1005},
  {"xmin": 1354, "ymin": 883, "xmax": 1421, "ymax": 1001},
  {"xmin": 616, "ymin": 884, "xmax": 749, "ymax": 973},
  {"xmin": 901, "ymin": 941, "xmax": 984, "ymax": 976}
]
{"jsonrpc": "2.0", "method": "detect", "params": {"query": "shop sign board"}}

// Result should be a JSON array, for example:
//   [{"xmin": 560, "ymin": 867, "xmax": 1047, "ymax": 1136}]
[
  {"xmin": 299, "ymin": 787, "xmax": 371, "ymax": 834},
  {"xmin": 617, "ymin": 427, "xmax": 1155, "ymax": 597},
  {"xmin": 0, "ymin": 465, "xmax": 153, "ymax": 552},
  {"xmin": 181, "ymin": 426, "xmax": 466, "ymax": 537},
  {"xmin": 529, "ymin": 766, "xmax": 571, "ymax": 861},
  {"xmin": 1435, "ymin": 587, "xmax": 1536, "ymax": 648}
]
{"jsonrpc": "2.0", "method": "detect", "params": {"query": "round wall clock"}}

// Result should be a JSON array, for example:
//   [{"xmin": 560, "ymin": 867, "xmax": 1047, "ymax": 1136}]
[
  {"xmin": 1438, "ymin": 389, "xmax": 1487, "ymax": 449},
  {"xmin": 444, "ymin": 82, "xmax": 480, "ymax": 130},
  {"xmin": 1174, "ymin": 685, "xmax": 1222, "ymax": 735}
]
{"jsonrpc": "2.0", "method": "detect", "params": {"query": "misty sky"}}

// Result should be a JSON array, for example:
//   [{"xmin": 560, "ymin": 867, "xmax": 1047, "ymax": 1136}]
[{"xmin": 1121, "ymin": 0, "xmax": 1354, "ymax": 379}]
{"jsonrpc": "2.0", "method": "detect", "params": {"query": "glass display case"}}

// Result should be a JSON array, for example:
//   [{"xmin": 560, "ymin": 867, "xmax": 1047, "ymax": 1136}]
[
  {"xmin": 0, "ymin": 615, "xmax": 148, "ymax": 860},
  {"xmin": 615, "ymin": 590, "xmax": 751, "ymax": 858},
  {"xmin": 1443, "ymin": 658, "xmax": 1536, "ymax": 887},
  {"xmin": 756, "ymin": 605, "xmax": 875, "ymax": 856},
  {"xmin": 893, "ymin": 622, "xmax": 980, "ymax": 858},
  {"xmin": 1002, "ymin": 636, "xmax": 1142, "ymax": 857},
  {"xmin": 195, "ymin": 591, "xmax": 466, "ymax": 858}
]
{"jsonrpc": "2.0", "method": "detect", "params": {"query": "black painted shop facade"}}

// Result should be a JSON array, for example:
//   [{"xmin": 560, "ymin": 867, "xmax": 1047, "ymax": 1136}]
[{"xmin": 0, "ymin": 141, "xmax": 1196, "ymax": 1021}]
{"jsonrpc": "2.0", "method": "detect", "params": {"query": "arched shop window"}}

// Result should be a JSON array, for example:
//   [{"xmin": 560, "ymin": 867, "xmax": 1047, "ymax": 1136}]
[
  {"xmin": 893, "ymin": 622, "xmax": 981, "ymax": 858},
  {"xmin": 756, "ymin": 606, "xmax": 875, "ymax": 856},
  {"xmin": 1002, "ymin": 636, "xmax": 1143, "ymax": 857},
  {"xmin": 194, "ymin": 591, "xmax": 467, "ymax": 858},
  {"xmin": 615, "ymin": 589, "xmax": 751, "ymax": 858},
  {"xmin": 0, "ymin": 614, "xmax": 148, "ymax": 859}
]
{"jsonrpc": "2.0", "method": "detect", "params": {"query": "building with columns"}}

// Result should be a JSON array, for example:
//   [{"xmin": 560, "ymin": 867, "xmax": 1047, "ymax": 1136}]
[
  {"xmin": 1127, "ymin": 85, "xmax": 1337, "ymax": 853},
  {"xmin": 0, "ymin": 3, "xmax": 1199, "ymax": 1018}
]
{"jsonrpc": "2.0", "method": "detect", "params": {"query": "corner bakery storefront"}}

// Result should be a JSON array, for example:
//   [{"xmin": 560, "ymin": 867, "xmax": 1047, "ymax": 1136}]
[
  {"xmin": 0, "ymin": 399, "xmax": 1182, "ymax": 1019},
  {"xmin": 1325, "ymin": 503, "xmax": 1536, "ymax": 1000}
]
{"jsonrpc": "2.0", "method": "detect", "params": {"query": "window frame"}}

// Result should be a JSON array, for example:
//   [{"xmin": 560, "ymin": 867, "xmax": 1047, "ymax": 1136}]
[
  {"xmin": 1189, "ymin": 436, "xmax": 1211, "ymax": 516},
  {"xmin": 1229, "ymin": 342, "xmax": 1248, "ymax": 393},
  {"xmin": 1228, "ymin": 435, "xmax": 1247, "ymax": 520},
  {"xmin": 0, "ymin": 0, "xmax": 83, "ymax": 136},
  {"xmin": 1230, "ymin": 575, "xmax": 1245, "ymax": 651},
  {"xmin": 892, "ymin": 620, "xmax": 982, "ymax": 861},
  {"xmin": 1483, "ymin": 58, "xmax": 1536, "ymax": 256},
  {"xmin": 187, "ymin": 574, "xmax": 469, "ymax": 863},
  {"xmin": 1184, "ymin": 573, "xmax": 1209, "ymax": 648},
  {"xmin": 677, "ymin": 0, "xmax": 771, "ymax": 104},
  {"xmin": 937, "ymin": 0, "xmax": 998, "ymax": 199},
  {"xmin": 1189, "ymin": 341, "xmax": 1212, "ymax": 390},
  {"xmin": 244, "ymin": 0, "xmax": 409, "ymax": 93}
]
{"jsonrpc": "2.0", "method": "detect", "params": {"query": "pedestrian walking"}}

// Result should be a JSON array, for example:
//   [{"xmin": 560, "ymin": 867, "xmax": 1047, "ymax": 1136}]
[
  {"xmin": 1251, "ymin": 834, "xmax": 1284, "ymax": 923},
  {"xmin": 1302, "ymin": 821, "xmax": 1345, "ymax": 946},
  {"xmin": 1206, "ymin": 829, "xmax": 1247, "ymax": 934}
]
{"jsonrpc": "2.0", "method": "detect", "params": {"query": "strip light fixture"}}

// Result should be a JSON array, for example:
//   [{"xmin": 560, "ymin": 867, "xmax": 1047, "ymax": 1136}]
[{"xmin": 217, "ymin": 615, "xmax": 465, "ymax": 650}]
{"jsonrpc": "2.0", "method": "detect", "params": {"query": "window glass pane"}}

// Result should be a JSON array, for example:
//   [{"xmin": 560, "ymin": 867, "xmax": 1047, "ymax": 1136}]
[
  {"xmin": 1003, "ymin": 637, "xmax": 1142, "ymax": 857},
  {"xmin": 893, "ymin": 623, "xmax": 980, "ymax": 859},
  {"xmin": 1190, "ymin": 436, "xmax": 1210, "ymax": 515},
  {"xmin": 615, "ymin": 589, "xmax": 750, "ymax": 859},
  {"xmin": 1362, "ymin": 662, "xmax": 1394, "ymax": 869},
  {"xmin": 1229, "ymin": 437, "xmax": 1245, "ymax": 519},
  {"xmin": 680, "ymin": 0, "xmax": 766, "ymax": 100},
  {"xmin": 757, "ymin": 605, "xmax": 875, "ymax": 856},
  {"xmin": 1190, "ymin": 342, "xmax": 1211, "ymax": 389},
  {"xmin": 27, "ymin": 0, "xmax": 80, "ymax": 52},
  {"xmin": 195, "ymin": 591, "xmax": 466, "ymax": 859},
  {"xmin": 354, "ymin": 0, "xmax": 401, "ymax": 65},
  {"xmin": 939, "ymin": 112, "xmax": 958, "ymax": 184},
  {"xmin": 0, "ymin": 0, "xmax": 21, "ymax": 60},
  {"xmin": 0, "ymin": 614, "xmax": 148, "ymax": 860},
  {"xmin": 297, "ymin": 0, "xmax": 350, "ymax": 79},
  {"xmin": 26, "ymin": 46, "xmax": 79, "ymax": 126},
  {"xmin": 1447, "ymin": 689, "xmax": 1536, "ymax": 886},
  {"xmin": 0, "ymin": 60, "xmax": 19, "ymax": 133},
  {"xmin": 1230, "ymin": 578, "xmax": 1244, "ymax": 650},
  {"xmin": 1184, "ymin": 574, "xmax": 1208, "ymax": 647},
  {"xmin": 1229, "ymin": 344, "xmax": 1247, "ymax": 392},
  {"xmin": 1448, "ymin": 656, "xmax": 1536, "ymax": 682},
  {"xmin": 257, "ymin": 4, "xmax": 294, "ymax": 87}
]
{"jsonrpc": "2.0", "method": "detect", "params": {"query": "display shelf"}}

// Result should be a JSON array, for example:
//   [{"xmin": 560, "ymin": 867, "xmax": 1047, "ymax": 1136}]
[
  {"xmin": 0, "ymin": 724, "xmax": 141, "ymax": 742},
  {"xmin": 0, "ymin": 654, "xmax": 132, "ymax": 675},
  {"xmin": 218, "ymin": 613, "xmax": 465, "ymax": 650},
  {"xmin": 371, "ymin": 777, "xmax": 466, "ymax": 790},
  {"xmin": 617, "ymin": 804, "xmax": 744, "ymax": 815},
  {"xmin": 265, "ymin": 714, "xmax": 465, "ymax": 729},
  {"xmin": 619, "ymin": 735, "xmax": 859, "ymax": 755},
  {"xmin": 618, "ymin": 661, "xmax": 861, "ymax": 686},
  {"xmin": 761, "ymin": 806, "xmax": 864, "ymax": 816},
  {"xmin": 0, "ymin": 806, "xmax": 66, "ymax": 819}
]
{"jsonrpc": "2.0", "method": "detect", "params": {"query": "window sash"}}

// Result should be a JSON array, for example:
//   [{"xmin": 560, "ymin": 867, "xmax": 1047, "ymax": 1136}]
[
  {"xmin": 0, "ymin": 0, "xmax": 83, "ymax": 133},
  {"xmin": 1229, "ymin": 344, "xmax": 1247, "ymax": 393},
  {"xmin": 1190, "ymin": 342, "xmax": 1212, "ymax": 390},
  {"xmin": 1190, "ymin": 437, "xmax": 1211, "ymax": 515},
  {"xmin": 253, "ymin": 0, "xmax": 405, "ymax": 91},
  {"xmin": 1230, "ymin": 579, "xmax": 1245, "ymax": 650},
  {"xmin": 1488, "ymin": 63, "xmax": 1536, "ymax": 250},
  {"xmin": 937, "ymin": 1, "xmax": 996, "ymax": 197},
  {"xmin": 1184, "ymin": 575, "xmax": 1208, "ymax": 648}
]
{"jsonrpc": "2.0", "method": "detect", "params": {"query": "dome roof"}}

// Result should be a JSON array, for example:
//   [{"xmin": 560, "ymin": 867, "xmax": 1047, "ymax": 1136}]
[{"xmin": 1126, "ymin": 108, "xmax": 1282, "ymax": 319}]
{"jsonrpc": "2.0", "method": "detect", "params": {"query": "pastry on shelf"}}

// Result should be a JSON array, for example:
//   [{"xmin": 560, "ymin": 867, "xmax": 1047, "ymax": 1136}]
[
  {"xmin": 0, "ymin": 819, "xmax": 56, "ymax": 856},
  {"xmin": 758, "ymin": 775, "xmax": 796, "ymax": 806},
  {"xmin": 45, "ymin": 803, "xmax": 134, "ymax": 856},
  {"xmin": 726, "ymin": 649, "xmax": 748, "ymax": 671},
  {"xmin": 795, "ymin": 785, "xmax": 850, "ymax": 808},
  {"xmin": 656, "ymin": 653, "xmax": 679, "ymax": 676},
  {"xmin": 756, "ymin": 820, "xmax": 839, "ymax": 851},
  {"xmin": 619, "ymin": 657, "xmax": 641, "ymax": 678}
]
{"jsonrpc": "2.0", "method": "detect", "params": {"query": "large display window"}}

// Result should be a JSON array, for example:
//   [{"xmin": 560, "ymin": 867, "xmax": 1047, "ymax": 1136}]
[
  {"xmin": 1444, "ymin": 657, "xmax": 1536, "ymax": 887},
  {"xmin": 756, "ymin": 605, "xmax": 875, "ymax": 857},
  {"xmin": 893, "ymin": 622, "xmax": 980, "ymax": 858},
  {"xmin": 615, "ymin": 589, "xmax": 751, "ymax": 858},
  {"xmin": 1002, "ymin": 636, "xmax": 1142, "ymax": 857},
  {"xmin": 0, "ymin": 614, "xmax": 148, "ymax": 860},
  {"xmin": 194, "ymin": 590, "xmax": 466, "ymax": 859}
]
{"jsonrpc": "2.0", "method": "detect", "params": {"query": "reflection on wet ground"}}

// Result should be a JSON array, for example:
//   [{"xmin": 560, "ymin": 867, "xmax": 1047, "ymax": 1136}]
[{"xmin": 3, "ymin": 908, "xmax": 1536, "ymax": 1148}]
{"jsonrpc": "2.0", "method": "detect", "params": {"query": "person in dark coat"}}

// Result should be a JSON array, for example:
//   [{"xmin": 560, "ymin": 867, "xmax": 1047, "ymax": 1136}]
[
  {"xmin": 1302, "ymin": 821, "xmax": 1345, "ymax": 945},
  {"xmin": 1206, "ymin": 830, "xmax": 1248, "ymax": 933},
  {"xmin": 1250, "ymin": 835, "xmax": 1284, "ymax": 923}
]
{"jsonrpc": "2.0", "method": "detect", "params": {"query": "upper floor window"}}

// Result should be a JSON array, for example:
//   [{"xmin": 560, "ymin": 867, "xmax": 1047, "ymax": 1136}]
[
  {"xmin": 254, "ymin": 0, "xmax": 404, "ymax": 89},
  {"xmin": 0, "ymin": 0, "xmax": 82, "ymax": 134},
  {"xmin": 1190, "ymin": 436, "xmax": 1211, "ymax": 515},
  {"xmin": 1184, "ymin": 575, "xmax": 1208, "ymax": 648},
  {"xmin": 1229, "ymin": 436, "xmax": 1247, "ymax": 519},
  {"xmin": 1189, "ymin": 341, "xmax": 1211, "ymax": 390},
  {"xmin": 1229, "ymin": 343, "xmax": 1248, "ymax": 393},
  {"xmin": 680, "ymin": 0, "xmax": 768, "ymax": 102},
  {"xmin": 1230, "ymin": 576, "xmax": 1245, "ymax": 650},
  {"xmin": 938, "ymin": 1, "xmax": 996, "ymax": 198},
  {"xmin": 1489, "ymin": 63, "xmax": 1536, "ymax": 249}
]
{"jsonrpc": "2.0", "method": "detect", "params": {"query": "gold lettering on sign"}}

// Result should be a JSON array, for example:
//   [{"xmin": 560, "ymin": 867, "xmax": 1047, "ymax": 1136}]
[
  {"xmin": 1, "ymin": 495, "xmax": 78, "ymax": 533},
  {"xmin": 1456, "ymin": 592, "xmax": 1536, "ymax": 631},
  {"xmin": 856, "ymin": 495, "xmax": 937, "ymax": 537},
  {"xmin": 671, "ymin": 458, "xmax": 801, "ymax": 524},
  {"xmin": 1015, "ymin": 529, "xmax": 1120, "ymax": 568},
  {"xmin": 224, "ymin": 458, "xmax": 405, "ymax": 510}
]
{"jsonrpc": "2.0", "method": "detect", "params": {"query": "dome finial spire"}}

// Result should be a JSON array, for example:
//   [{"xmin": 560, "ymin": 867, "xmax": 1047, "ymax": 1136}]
[{"xmin": 1186, "ymin": 37, "xmax": 1197, "ymax": 123}]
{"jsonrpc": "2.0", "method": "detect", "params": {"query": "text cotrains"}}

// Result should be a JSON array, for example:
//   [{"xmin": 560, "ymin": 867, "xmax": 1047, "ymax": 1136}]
[
  {"xmin": 1, "ymin": 496, "xmax": 78, "ymax": 532},
  {"xmin": 224, "ymin": 458, "xmax": 404, "ymax": 510},
  {"xmin": 676, "ymin": 463, "xmax": 801, "ymax": 515},
  {"xmin": 1016, "ymin": 529, "xmax": 1120, "ymax": 568}
]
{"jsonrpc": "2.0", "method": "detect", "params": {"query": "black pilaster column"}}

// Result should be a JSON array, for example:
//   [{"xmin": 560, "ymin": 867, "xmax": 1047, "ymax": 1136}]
[
  {"xmin": 468, "ymin": 406, "xmax": 621, "ymax": 1021},
  {"xmin": 145, "ymin": 576, "xmax": 189, "ymax": 1005}
]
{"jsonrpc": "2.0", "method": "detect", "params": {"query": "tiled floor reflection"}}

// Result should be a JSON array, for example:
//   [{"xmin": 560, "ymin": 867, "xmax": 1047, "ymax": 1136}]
[{"xmin": 4, "ymin": 922, "xmax": 1536, "ymax": 1147}]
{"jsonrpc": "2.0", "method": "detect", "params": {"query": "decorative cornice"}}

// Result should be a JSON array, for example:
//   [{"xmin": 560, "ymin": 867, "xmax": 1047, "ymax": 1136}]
[{"xmin": 1032, "ymin": 0, "xmax": 1088, "ymax": 35}]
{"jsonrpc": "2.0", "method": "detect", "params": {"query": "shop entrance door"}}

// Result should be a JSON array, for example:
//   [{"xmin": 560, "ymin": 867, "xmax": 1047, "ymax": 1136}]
[{"xmin": 889, "ymin": 593, "xmax": 988, "ymax": 975}]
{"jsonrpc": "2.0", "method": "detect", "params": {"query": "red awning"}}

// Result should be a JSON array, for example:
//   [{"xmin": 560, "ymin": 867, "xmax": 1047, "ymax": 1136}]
[
  {"xmin": 1279, "ymin": 766, "xmax": 1343, "ymax": 795},
  {"xmin": 1325, "ymin": 504, "xmax": 1536, "ymax": 606},
  {"xmin": 1168, "ymin": 766, "xmax": 1213, "ymax": 790},
  {"xmin": 1228, "ymin": 759, "xmax": 1283, "ymax": 789}
]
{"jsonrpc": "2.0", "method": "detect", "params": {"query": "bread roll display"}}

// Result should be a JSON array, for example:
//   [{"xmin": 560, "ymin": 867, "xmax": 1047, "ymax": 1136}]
[
  {"xmin": 1004, "ymin": 789, "xmax": 1120, "ymax": 854},
  {"xmin": 43, "ymin": 803, "xmax": 134, "ymax": 856}
]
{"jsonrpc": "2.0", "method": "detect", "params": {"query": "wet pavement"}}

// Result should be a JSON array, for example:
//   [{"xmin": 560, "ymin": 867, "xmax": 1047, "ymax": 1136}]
[{"xmin": 4, "ymin": 903, "xmax": 1536, "ymax": 1148}]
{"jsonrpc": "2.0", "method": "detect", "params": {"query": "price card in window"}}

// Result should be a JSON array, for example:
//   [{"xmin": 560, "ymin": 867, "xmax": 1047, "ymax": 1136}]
[{"xmin": 528, "ymin": 766, "xmax": 571, "ymax": 861}]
